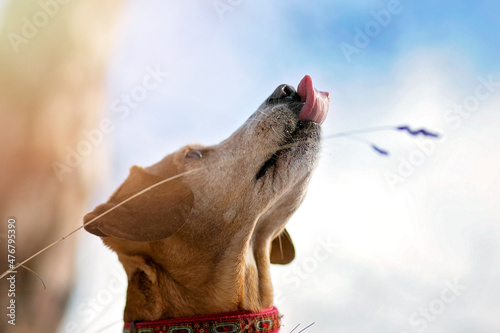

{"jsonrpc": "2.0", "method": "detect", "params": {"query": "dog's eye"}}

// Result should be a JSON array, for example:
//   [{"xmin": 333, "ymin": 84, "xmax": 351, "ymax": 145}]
[{"xmin": 185, "ymin": 150, "xmax": 203, "ymax": 160}]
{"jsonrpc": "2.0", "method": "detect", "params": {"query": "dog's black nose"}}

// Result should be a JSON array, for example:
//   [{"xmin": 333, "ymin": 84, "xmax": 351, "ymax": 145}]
[
  {"xmin": 271, "ymin": 84, "xmax": 295, "ymax": 99},
  {"xmin": 267, "ymin": 84, "xmax": 301, "ymax": 104}
]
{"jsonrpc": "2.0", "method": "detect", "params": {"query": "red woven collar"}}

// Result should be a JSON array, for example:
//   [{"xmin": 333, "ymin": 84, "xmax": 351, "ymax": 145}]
[{"xmin": 123, "ymin": 306, "xmax": 281, "ymax": 333}]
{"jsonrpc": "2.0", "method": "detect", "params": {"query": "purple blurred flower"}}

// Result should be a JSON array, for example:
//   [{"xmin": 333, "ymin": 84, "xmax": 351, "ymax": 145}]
[
  {"xmin": 372, "ymin": 145, "xmax": 389, "ymax": 156},
  {"xmin": 396, "ymin": 126, "xmax": 440, "ymax": 138}
]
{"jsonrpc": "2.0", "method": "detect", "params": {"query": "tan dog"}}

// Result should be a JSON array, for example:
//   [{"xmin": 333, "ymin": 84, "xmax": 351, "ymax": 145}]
[{"xmin": 84, "ymin": 75, "xmax": 329, "ymax": 328}]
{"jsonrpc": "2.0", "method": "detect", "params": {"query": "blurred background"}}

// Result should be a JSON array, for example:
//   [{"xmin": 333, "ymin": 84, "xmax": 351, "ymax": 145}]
[{"xmin": 1, "ymin": 0, "xmax": 499, "ymax": 332}]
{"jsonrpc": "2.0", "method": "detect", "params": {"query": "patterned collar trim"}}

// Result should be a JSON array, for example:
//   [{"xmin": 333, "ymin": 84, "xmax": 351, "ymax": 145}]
[{"xmin": 123, "ymin": 306, "xmax": 281, "ymax": 333}]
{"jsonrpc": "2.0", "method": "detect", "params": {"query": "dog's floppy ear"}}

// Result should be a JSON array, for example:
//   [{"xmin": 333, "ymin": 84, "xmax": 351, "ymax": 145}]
[
  {"xmin": 83, "ymin": 166, "xmax": 194, "ymax": 242},
  {"xmin": 270, "ymin": 229, "xmax": 295, "ymax": 265}
]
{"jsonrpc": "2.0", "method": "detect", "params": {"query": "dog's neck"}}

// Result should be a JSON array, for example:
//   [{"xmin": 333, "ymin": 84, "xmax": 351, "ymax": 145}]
[{"xmin": 108, "ymin": 233, "xmax": 274, "ymax": 322}]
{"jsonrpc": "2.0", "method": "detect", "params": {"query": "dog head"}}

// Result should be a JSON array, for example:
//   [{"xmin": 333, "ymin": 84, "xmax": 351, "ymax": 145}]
[{"xmin": 83, "ymin": 75, "xmax": 329, "ymax": 318}]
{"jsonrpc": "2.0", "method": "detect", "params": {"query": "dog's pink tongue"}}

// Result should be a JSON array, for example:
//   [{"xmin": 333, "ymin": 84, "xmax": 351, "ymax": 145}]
[{"xmin": 297, "ymin": 75, "xmax": 330, "ymax": 124}]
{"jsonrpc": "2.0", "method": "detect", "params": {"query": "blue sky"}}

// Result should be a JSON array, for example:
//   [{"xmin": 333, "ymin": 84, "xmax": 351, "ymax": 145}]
[{"xmin": 52, "ymin": 1, "xmax": 500, "ymax": 332}]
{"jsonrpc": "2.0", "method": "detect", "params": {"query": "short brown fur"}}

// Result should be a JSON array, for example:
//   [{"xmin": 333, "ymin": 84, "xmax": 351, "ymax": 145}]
[{"xmin": 84, "ymin": 88, "xmax": 322, "ymax": 322}]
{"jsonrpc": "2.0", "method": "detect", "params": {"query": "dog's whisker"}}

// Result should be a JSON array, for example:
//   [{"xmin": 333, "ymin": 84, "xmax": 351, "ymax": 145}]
[{"xmin": 322, "ymin": 125, "xmax": 396, "ymax": 140}]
